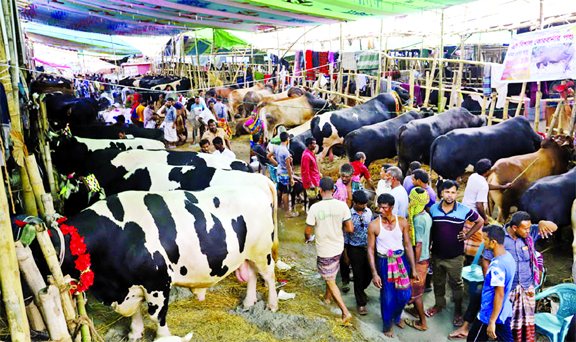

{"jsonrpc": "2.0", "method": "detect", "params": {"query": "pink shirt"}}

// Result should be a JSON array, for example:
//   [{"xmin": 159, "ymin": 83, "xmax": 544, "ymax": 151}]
[{"xmin": 301, "ymin": 149, "xmax": 320, "ymax": 189}]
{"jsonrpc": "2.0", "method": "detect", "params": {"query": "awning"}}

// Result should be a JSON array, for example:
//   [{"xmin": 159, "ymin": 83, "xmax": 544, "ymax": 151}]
[
  {"xmin": 18, "ymin": 0, "xmax": 476, "ymax": 35},
  {"xmin": 23, "ymin": 22, "xmax": 141, "ymax": 56},
  {"xmin": 164, "ymin": 29, "xmax": 248, "ymax": 57}
]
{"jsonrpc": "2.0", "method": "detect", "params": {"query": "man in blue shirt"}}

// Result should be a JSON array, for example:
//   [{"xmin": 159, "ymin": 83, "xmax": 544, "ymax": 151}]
[
  {"xmin": 481, "ymin": 211, "xmax": 557, "ymax": 342},
  {"xmin": 468, "ymin": 225, "xmax": 515, "ymax": 342},
  {"xmin": 267, "ymin": 132, "xmax": 296, "ymax": 218},
  {"xmin": 344, "ymin": 190, "xmax": 373, "ymax": 316}
]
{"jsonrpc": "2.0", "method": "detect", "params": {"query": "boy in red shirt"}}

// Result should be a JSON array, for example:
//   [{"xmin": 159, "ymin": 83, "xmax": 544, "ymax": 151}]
[{"xmin": 350, "ymin": 152, "xmax": 374, "ymax": 190}]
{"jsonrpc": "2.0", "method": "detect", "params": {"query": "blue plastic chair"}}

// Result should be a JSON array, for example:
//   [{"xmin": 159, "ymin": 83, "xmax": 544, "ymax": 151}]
[
  {"xmin": 535, "ymin": 283, "xmax": 576, "ymax": 342},
  {"xmin": 462, "ymin": 242, "xmax": 485, "ymax": 299}
]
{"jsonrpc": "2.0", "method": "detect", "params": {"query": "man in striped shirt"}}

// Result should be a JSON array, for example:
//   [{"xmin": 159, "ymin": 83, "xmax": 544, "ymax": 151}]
[{"xmin": 425, "ymin": 180, "xmax": 484, "ymax": 328}]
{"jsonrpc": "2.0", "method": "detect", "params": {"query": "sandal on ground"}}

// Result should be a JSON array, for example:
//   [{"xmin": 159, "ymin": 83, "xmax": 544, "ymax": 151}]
[
  {"xmin": 424, "ymin": 307, "xmax": 442, "ymax": 318},
  {"xmin": 405, "ymin": 319, "xmax": 428, "ymax": 331},
  {"xmin": 404, "ymin": 306, "xmax": 419, "ymax": 318},
  {"xmin": 452, "ymin": 316, "xmax": 464, "ymax": 327},
  {"xmin": 448, "ymin": 332, "xmax": 468, "ymax": 340}
]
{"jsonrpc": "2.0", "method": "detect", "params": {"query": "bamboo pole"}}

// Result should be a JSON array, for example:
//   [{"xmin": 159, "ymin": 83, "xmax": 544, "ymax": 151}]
[
  {"xmin": 376, "ymin": 19, "xmax": 383, "ymax": 94},
  {"xmin": 423, "ymin": 71, "xmax": 432, "ymax": 107},
  {"xmin": 76, "ymin": 293, "xmax": 91, "ymax": 342},
  {"xmin": 568, "ymin": 100, "xmax": 576, "ymax": 138},
  {"xmin": 194, "ymin": 31, "xmax": 202, "ymax": 90},
  {"xmin": 381, "ymin": 52, "xmax": 490, "ymax": 66},
  {"xmin": 35, "ymin": 223, "xmax": 77, "ymax": 333},
  {"xmin": 438, "ymin": 9, "xmax": 445, "ymax": 113},
  {"xmin": 15, "ymin": 241, "xmax": 46, "ymax": 299},
  {"xmin": 481, "ymin": 96, "xmax": 487, "ymax": 116},
  {"xmin": 502, "ymin": 99, "xmax": 510, "ymax": 121},
  {"xmin": 514, "ymin": 82, "xmax": 527, "ymax": 117},
  {"xmin": 313, "ymin": 87, "xmax": 366, "ymax": 103},
  {"xmin": 409, "ymin": 69, "xmax": 415, "ymax": 107},
  {"xmin": 38, "ymin": 285, "xmax": 71, "ymax": 342},
  {"xmin": 25, "ymin": 301, "xmax": 46, "ymax": 332},
  {"xmin": 338, "ymin": 23, "xmax": 343, "ymax": 103},
  {"xmin": 488, "ymin": 93, "xmax": 497, "ymax": 126},
  {"xmin": 25, "ymin": 154, "xmax": 46, "ymax": 217},
  {"xmin": 547, "ymin": 99, "xmax": 565, "ymax": 138},
  {"xmin": 535, "ymin": 83, "xmax": 542, "ymax": 132},
  {"xmin": 0, "ymin": 183, "xmax": 30, "ymax": 342}
]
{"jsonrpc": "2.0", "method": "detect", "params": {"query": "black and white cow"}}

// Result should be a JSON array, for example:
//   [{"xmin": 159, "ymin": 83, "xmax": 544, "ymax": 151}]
[
  {"xmin": 54, "ymin": 187, "xmax": 278, "ymax": 339},
  {"xmin": 396, "ymin": 107, "xmax": 485, "ymax": 174},
  {"xmin": 520, "ymin": 167, "xmax": 576, "ymax": 227},
  {"xmin": 311, "ymin": 93, "xmax": 402, "ymax": 159},
  {"xmin": 71, "ymin": 124, "xmax": 164, "ymax": 141},
  {"xmin": 74, "ymin": 137, "xmax": 165, "ymax": 152},
  {"xmin": 430, "ymin": 116, "xmax": 542, "ymax": 180},
  {"xmin": 344, "ymin": 110, "xmax": 428, "ymax": 167},
  {"xmin": 53, "ymin": 139, "xmax": 250, "ymax": 215}
]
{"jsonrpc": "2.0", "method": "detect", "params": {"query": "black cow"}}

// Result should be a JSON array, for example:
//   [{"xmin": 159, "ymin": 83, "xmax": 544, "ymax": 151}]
[
  {"xmin": 44, "ymin": 94, "xmax": 109, "ymax": 128},
  {"xmin": 311, "ymin": 93, "xmax": 401, "ymax": 159},
  {"xmin": 430, "ymin": 116, "xmax": 542, "ymax": 179},
  {"xmin": 71, "ymin": 124, "xmax": 164, "ymax": 141},
  {"xmin": 520, "ymin": 167, "xmax": 576, "ymax": 227},
  {"xmin": 31, "ymin": 75, "xmax": 73, "ymax": 94},
  {"xmin": 344, "ymin": 110, "xmax": 428, "ymax": 166},
  {"xmin": 46, "ymin": 187, "xmax": 278, "ymax": 339},
  {"xmin": 396, "ymin": 107, "xmax": 485, "ymax": 173},
  {"xmin": 289, "ymin": 129, "xmax": 313, "ymax": 166}
]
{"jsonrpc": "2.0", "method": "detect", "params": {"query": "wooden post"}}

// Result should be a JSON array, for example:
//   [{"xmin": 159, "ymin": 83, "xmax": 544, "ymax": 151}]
[
  {"xmin": 25, "ymin": 155, "xmax": 46, "ymax": 217},
  {"xmin": 376, "ymin": 19, "xmax": 383, "ymax": 94},
  {"xmin": 514, "ymin": 82, "xmax": 527, "ymax": 117},
  {"xmin": 535, "ymin": 83, "xmax": 542, "ymax": 132},
  {"xmin": 547, "ymin": 99, "xmax": 564, "ymax": 138},
  {"xmin": 481, "ymin": 96, "xmax": 487, "ymax": 116}
]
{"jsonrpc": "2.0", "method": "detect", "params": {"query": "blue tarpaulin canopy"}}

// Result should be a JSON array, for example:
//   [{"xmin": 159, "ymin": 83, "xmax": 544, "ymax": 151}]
[
  {"xmin": 18, "ymin": 0, "xmax": 475, "ymax": 36},
  {"xmin": 23, "ymin": 22, "xmax": 141, "ymax": 56}
]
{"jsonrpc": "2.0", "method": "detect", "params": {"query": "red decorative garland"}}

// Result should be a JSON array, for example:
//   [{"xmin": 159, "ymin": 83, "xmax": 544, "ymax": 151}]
[{"xmin": 56, "ymin": 217, "xmax": 94, "ymax": 293}]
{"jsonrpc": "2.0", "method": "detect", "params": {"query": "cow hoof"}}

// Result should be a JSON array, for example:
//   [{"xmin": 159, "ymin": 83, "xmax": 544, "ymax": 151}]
[{"xmin": 243, "ymin": 298, "xmax": 257, "ymax": 308}]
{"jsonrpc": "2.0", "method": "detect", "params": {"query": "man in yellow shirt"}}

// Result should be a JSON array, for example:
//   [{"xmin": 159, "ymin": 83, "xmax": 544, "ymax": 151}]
[{"xmin": 201, "ymin": 119, "xmax": 231, "ymax": 152}]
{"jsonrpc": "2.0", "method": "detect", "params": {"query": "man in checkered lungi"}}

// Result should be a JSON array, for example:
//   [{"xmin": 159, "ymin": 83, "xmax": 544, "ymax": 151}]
[{"xmin": 481, "ymin": 212, "xmax": 557, "ymax": 342}]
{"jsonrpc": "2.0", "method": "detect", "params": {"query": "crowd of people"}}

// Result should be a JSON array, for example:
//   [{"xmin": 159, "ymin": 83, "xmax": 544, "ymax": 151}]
[
  {"xmin": 300, "ymin": 142, "xmax": 559, "ymax": 341},
  {"xmin": 76, "ymin": 76, "xmax": 567, "ymax": 341}
]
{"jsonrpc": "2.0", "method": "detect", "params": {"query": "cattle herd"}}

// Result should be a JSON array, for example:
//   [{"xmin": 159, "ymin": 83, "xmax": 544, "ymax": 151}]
[{"xmin": 23, "ymin": 75, "xmax": 576, "ymax": 339}]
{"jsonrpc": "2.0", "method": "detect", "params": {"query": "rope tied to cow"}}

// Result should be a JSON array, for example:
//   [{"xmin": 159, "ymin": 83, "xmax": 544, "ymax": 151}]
[{"xmin": 502, "ymin": 156, "xmax": 541, "ymax": 193}]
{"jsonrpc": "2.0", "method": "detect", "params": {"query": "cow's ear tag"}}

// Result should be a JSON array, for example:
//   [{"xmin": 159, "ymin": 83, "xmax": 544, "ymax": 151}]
[{"xmin": 20, "ymin": 224, "xmax": 37, "ymax": 247}]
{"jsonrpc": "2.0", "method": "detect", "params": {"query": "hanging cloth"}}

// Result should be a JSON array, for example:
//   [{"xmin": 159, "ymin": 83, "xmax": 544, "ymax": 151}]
[
  {"xmin": 305, "ymin": 50, "xmax": 315, "ymax": 81},
  {"xmin": 294, "ymin": 50, "xmax": 302, "ymax": 77},
  {"xmin": 319, "ymin": 51, "xmax": 329, "ymax": 75}
]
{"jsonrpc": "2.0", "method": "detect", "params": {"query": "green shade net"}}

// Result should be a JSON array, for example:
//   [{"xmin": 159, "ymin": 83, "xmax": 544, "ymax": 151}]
[{"xmin": 192, "ymin": 29, "xmax": 248, "ymax": 49}]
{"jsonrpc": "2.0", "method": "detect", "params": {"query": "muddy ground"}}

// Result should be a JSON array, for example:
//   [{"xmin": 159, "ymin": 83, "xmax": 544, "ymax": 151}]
[{"xmin": 20, "ymin": 134, "xmax": 574, "ymax": 341}]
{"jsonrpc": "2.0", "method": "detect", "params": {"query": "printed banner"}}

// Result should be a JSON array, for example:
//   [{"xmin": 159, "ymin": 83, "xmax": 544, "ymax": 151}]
[{"xmin": 500, "ymin": 24, "xmax": 576, "ymax": 82}]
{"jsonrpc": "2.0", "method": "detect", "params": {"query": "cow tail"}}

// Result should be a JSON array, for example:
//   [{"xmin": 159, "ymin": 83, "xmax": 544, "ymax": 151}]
[
  {"xmin": 267, "ymin": 178, "xmax": 279, "ymax": 262},
  {"xmin": 429, "ymin": 138, "xmax": 438, "ymax": 185}
]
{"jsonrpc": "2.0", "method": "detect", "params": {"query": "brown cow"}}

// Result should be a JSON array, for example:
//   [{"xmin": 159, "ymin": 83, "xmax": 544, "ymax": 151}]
[
  {"xmin": 259, "ymin": 92, "xmax": 332, "ymax": 139},
  {"xmin": 241, "ymin": 88, "xmax": 274, "ymax": 117},
  {"xmin": 228, "ymin": 83, "xmax": 265, "ymax": 116},
  {"xmin": 545, "ymin": 103, "xmax": 573, "ymax": 133},
  {"xmin": 488, "ymin": 135, "xmax": 573, "ymax": 221}
]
